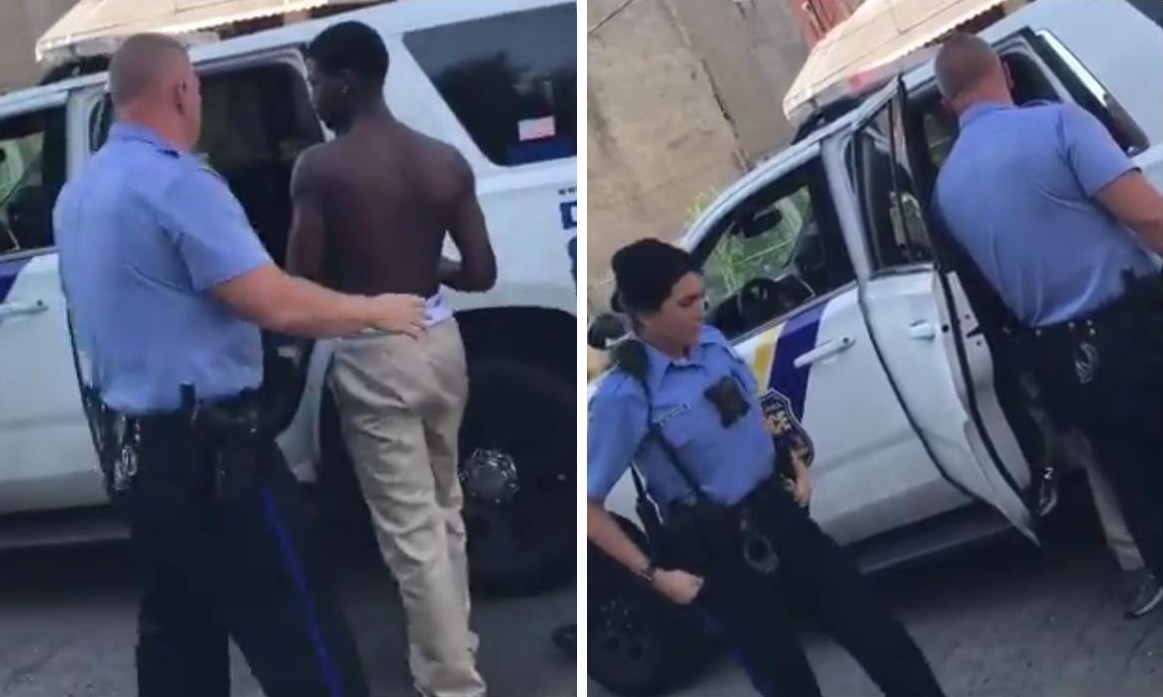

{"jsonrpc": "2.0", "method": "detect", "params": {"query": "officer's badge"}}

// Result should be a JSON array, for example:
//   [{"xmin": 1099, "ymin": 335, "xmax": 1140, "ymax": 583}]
[{"xmin": 758, "ymin": 388, "xmax": 815, "ymax": 468}]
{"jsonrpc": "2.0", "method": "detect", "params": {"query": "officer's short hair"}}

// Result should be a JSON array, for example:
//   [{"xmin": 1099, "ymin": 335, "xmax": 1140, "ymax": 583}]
[
  {"xmin": 934, "ymin": 32, "xmax": 999, "ymax": 100},
  {"xmin": 611, "ymin": 238, "xmax": 699, "ymax": 315},
  {"xmin": 108, "ymin": 33, "xmax": 189, "ymax": 106},
  {"xmin": 306, "ymin": 21, "xmax": 389, "ymax": 87}
]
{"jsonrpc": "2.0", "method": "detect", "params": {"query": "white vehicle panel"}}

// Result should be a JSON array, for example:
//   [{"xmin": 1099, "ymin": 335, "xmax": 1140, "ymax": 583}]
[
  {"xmin": 0, "ymin": 252, "xmax": 102, "ymax": 512},
  {"xmin": 0, "ymin": 0, "xmax": 578, "ymax": 521},
  {"xmin": 734, "ymin": 290, "xmax": 941, "ymax": 545}
]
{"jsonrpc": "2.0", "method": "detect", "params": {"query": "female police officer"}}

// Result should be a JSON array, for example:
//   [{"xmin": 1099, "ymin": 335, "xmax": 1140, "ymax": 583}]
[{"xmin": 587, "ymin": 238, "xmax": 946, "ymax": 697}]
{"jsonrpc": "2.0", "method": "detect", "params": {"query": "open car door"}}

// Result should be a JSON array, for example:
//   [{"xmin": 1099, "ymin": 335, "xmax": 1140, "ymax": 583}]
[{"xmin": 849, "ymin": 78, "xmax": 1040, "ymax": 543}]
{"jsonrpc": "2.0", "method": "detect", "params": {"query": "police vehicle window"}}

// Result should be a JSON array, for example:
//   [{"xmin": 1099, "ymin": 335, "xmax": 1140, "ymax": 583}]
[
  {"xmin": 0, "ymin": 107, "xmax": 66, "ymax": 256},
  {"xmin": 852, "ymin": 101, "xmax": 934, "ymax": 272},
  {"xmin": 403, "ymin": 4, "xmax": 577, "ymax": 167},
  {"xmin": 701, "ymin": 163, "xmax": 855, "ymax": 340},
  {"xmin": 1124, "ymin": 0, "xmax": 1163, "ymax": 28},
  {"xmin": 920, "ymin": 107, "xmax": 957, "ymax": 169},
  {"xmin": 1031, "ymin": 30, "xmax": 1149, "ymax": 155}
]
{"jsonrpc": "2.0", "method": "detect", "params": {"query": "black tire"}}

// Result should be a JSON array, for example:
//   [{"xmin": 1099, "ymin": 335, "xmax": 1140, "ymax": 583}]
[
  {"xmin": 588, "ymin": 519, "xmax": 715, "ymax": 697},
  {"xmin": 459, "ymin": 360, "xmax": 576, "ymax": 596}
]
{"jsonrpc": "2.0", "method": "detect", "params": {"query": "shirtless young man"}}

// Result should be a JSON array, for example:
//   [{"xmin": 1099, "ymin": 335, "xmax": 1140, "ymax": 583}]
[{"xmin": 287, "ymin": 21, "xmax": 496, "ymax": 697}]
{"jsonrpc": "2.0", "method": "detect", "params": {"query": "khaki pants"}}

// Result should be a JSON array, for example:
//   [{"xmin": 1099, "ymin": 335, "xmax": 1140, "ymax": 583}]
[
  {"xmin": 329, "ymin": 319, "xmax": 485, "ymax": 697},
  {"xmin": 1057, "ymin": 430, "xmax": 1144, "ymax": 573}
]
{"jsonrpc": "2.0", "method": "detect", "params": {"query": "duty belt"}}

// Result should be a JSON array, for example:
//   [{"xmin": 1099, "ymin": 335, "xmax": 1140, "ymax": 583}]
[
  {"xmin": 94, "ymin": 385, "xmax": 265, "ymax": 500},
  {"xmin": 666, "ymin": 476, "xmax": 785, "ymax": 575}
]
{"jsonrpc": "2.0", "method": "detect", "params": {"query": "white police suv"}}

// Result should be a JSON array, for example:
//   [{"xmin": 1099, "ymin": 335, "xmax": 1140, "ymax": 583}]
[
  {"xmin": 588, "ymin": 0, "xmax": 1163, "ymax": 692},
  {"xmin": 0, "ymin": 0, "xmax": 577, "ymax": 596}
]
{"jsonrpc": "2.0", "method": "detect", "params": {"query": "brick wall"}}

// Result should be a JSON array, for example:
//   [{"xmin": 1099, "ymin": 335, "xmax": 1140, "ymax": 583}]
[
  {"xmin": 0, "ymin": 0, "xmax": 78, "ymax": 92},
  {"xmin": 586, "ymin": 0, "xmax": 810, "ymax": 306}
]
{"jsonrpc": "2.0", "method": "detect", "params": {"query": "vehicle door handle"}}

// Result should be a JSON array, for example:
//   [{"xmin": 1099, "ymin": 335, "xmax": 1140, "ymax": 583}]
[
  {"xmin": 908, "ymin": 320, "xmax": 936, "ymax": 340},
  {"xmin": 794, "ymin": 336, "xmax": 855, "ymax": 368},
  {"xmin": 0, "ymin": 300, "xmax": 48, "ymax": 320}
]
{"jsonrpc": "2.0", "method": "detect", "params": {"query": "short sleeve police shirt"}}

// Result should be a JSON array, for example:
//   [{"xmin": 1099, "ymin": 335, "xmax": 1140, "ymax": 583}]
[
  {"xmin": 587, "ymin": 325, "xmax": 776, "ymax": 507},
  {"xmin": 54, "ymin": 122, "xmax": 272, "ymax": 413}
]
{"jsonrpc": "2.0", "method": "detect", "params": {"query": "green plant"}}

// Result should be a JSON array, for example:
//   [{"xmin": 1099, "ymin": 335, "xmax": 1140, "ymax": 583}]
[
  {"xmin": 703, "ymin": 188, "xmax": 812, "ymax": 301},
  {"xmin": 684, "ymin": 186, "xmax": 721, "ymax": 226}
]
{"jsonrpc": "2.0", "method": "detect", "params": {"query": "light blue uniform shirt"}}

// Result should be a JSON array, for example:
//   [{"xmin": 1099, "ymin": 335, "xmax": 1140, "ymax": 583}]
[
  {"xmin": 54, "ymin": 122, "xmax": 272, "ymax": 413},
  {"xmin": 933, "ymin": 101, "xmax": 1160, "ymax": 328},
  {"xmin": 587, "ymin": 325, "xmax": 776, "ymax": 508}
]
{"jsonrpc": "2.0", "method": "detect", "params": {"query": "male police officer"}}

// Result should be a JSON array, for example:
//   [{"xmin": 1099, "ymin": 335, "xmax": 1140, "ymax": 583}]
[
  {"xmin": 53, "ymin": 33, "xmax": 428, "ymax": 696},
  {"xmin": 587, "ymin": 238, "xmax": 946, "ymax": 697},
  {"xmin": 932, "ymin": 34, "xmax": 1163, "ymax": 590}
]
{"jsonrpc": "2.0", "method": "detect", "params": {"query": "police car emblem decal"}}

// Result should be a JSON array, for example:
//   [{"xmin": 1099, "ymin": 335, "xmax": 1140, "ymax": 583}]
[{"xmin": 758, "ymin": 388, "xmax": 815, "ymax": 467}]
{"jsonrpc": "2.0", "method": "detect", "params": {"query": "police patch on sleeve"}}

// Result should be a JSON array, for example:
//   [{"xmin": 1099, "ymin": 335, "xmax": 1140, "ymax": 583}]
[{"xmin": 758, "ymin": 388, "xmax": 815, "ymax": 468}]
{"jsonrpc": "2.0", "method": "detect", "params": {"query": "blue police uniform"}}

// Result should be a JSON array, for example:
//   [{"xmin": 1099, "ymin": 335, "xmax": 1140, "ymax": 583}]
[
  {"xmin": 53, "ymin": 122, "xmax": 368, "ymax": 697},
  {"xmin": 588, "ymin": 323, "xmax": 944, "ymax": 697},
  {"xmin": 934, "ymin": 99, "xmax": 1163, "ymax": 586},
  {"xmin": 933, "ymin": 100, "xmax": 1161, "ymax": 327},
  {"xmin": 55, "ymin": 122, "xmax": 269, "ymax": 412},
  {"xmin": 588, "ymin": 325, "xmax": 773, "ymax": 507}
]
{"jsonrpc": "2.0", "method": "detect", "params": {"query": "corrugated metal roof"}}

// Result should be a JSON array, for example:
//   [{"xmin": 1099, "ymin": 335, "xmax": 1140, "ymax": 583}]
[
  {"xmin": 783, "ymin": 0, "xmax": 1013, "ymax": 122},
  {"xmin": 37, "ymin": 0, "xmax": 377, "ymax": 62}
]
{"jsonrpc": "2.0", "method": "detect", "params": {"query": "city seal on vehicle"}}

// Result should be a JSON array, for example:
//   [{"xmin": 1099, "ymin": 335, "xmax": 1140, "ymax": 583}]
[{"xmin": 758, "ymin": 387, "xmax": 815, "ymax": 468}]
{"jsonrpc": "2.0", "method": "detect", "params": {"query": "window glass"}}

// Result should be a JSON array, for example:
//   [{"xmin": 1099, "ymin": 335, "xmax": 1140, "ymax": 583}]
[
  {"xmin": 1031, "ymin": 30, "xmax": 1149, "ymax": 155},
  {"xmin": 1123, "ymin": 0, "xmax": 1163, "ymax": 29},
  {"xmin": 404, "ymin": 4, "xmax": 577, "ymax": 166},
  {"xmin": 701, "ymin": 163, "xmax": 855, "ymax": 340},
  {"xmin": 0, "ymin": 108, "xmax": 66, "ymax": 255},
  {"xmin": 853, "ymin": 101, "xmax": 934, "ymax": 271}
]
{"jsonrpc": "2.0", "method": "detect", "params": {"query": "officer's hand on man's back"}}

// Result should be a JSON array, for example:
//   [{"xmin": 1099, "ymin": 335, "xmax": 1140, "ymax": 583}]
[
  {"xmin": 366, "ymin": 293, "xmax": 427, "ymax": 337},
  {"xmin": 210, "ymin": 263, "xmax": 427, "ymax": 339}
]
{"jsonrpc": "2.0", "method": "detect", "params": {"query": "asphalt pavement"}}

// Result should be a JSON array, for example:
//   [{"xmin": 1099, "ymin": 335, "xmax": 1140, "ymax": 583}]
[
  {"xmin": 589, "ymin": 499, "xmax": 1162, "ymax": 697},
  {"xmin": 0, "ymin": 540, "xmax": 577, "ymax": 697}
]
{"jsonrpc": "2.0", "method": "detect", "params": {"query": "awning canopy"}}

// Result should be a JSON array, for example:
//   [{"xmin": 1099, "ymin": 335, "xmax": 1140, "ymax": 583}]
[
  {"xmin": 36, "ymin": 0, "xmax": 377, "ymax": 64},
  {"xmin": 783, "ymin": 0, "xmax": 1013, "ymax": 123}
]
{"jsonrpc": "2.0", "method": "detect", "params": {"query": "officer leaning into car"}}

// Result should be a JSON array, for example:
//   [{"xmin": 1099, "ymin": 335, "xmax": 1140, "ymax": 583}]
[
  {"xmin": 586, "ymin": 238, "xmax": 947, "ymax": 697},
  {"xmin": 931, "ymin": 34, "xmax": 1163, "ymax": 594},
  {"xmin": 53, "ymin": 34, "xmax": 427, "ymax": 697}
]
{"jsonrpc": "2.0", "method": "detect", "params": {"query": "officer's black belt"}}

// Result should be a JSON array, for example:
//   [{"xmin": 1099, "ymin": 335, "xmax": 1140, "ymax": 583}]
[
  {"xmin": 1005, "ymin": 272, "xmax": 1163, "ymax": 349},
  {"xmin": 100, "ymin": 389, "xmax": 261, "ymax": 434},
  {"xmin": 666, "ymin": 474, "xmax": 780, "ymax": 519}
]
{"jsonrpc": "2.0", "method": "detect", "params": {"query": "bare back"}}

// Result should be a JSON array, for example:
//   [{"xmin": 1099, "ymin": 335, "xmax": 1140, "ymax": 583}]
[{"xmin": 310, "ymin": 122, "xmax": 467, "ymax": 297}]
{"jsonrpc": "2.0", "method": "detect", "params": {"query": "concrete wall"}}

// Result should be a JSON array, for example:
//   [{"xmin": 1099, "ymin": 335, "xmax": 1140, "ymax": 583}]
[
  {"xmin": 0, "ymin": 0, "xmax": 78, "ymax": 92},
  {"xmin": 586, "ymin": 0, "xmax": 810, "ymax": 307}
]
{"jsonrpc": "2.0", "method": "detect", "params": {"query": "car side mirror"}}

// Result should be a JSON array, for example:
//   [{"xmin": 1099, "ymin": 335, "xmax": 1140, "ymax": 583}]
[
  {"xmin": 741, "ymin": 209, "xmax": 783, "ymax": 239},
  {"xmin": 587, "ymin": 312, "xmax": 628, "ymax": 350}
]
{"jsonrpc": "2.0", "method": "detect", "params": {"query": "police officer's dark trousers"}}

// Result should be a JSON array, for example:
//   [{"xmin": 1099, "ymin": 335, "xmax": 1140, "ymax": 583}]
[
  {"xmin": 670, "ymin": 480, "xmax": 944, "ymax": 697},
  {"xmin": 100, "ymin": 399, "xmax": 369, "ymax": 697},
  {"xmin": 1015, "ymin": 281, "xmax": 1163, "ymax": 583}
]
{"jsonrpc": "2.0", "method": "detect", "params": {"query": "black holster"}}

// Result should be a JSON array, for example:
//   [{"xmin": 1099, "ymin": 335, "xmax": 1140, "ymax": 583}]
[
  {"xmin": 659, "ymin": 497, "xmax": 742, "ymax": 573},
  {"xmin": 185, "ymin": 386, "xmax": 265, "ymax": 503}
]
